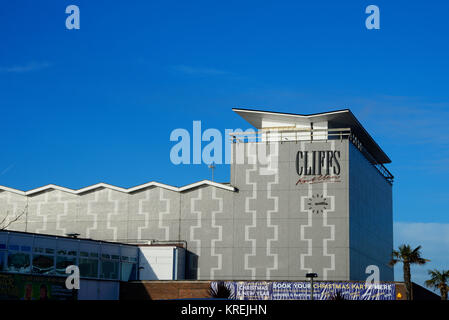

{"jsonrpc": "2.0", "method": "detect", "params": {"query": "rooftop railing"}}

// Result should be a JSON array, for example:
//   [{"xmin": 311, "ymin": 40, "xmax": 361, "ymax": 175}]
[
  {"xmin": 229, "ymin": 127, "xmax": 394, "ymax": 184},
  {"xmin": 229, "ymin": 127, "xmax": 352, "ymax": 143}
]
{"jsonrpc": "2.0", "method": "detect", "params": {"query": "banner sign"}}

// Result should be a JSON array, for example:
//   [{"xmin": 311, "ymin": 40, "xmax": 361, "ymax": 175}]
[
  {"xmin": 0, "ymin": 273, "xmax": 77, "ymax": 300},
  {"xmin": 212, "ymin": 281, "xmax": 395, "ymax": 300}
]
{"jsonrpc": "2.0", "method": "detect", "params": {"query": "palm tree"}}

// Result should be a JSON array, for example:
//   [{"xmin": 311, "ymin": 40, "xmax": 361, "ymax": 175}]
[
  {"xmin": 208, "ymin": 281, "xmax": 234, "ymax": 299},
  {"xmin": 425, "ymin": 269, "xmax": 449, "ymax": 300},
  {"xmin": 389, "ymin": 244, "xmax": 429, "ymax": 300}
]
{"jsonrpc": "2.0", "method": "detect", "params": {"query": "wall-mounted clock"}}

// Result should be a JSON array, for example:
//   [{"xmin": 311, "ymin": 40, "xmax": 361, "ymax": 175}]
[{"xmin": 306, "ymin": 194, "xmax": 329, "ymax": 214}]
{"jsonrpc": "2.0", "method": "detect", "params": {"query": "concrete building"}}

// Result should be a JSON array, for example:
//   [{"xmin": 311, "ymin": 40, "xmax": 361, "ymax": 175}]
[
  {"xmin": 0, "ymin": 229, "xmax": 139, "ymax": 299},
  {"xmin": 0, "ymin": 230, "xmax": 186, "ymax": 300},
  {"xmin": 0, "ymin": 108, "xmax": 394, "ymax": 282}
]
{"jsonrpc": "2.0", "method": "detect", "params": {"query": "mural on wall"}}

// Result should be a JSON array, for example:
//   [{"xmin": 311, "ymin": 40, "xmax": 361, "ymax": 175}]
[{"xmin": 0, "ymin": 273, "xmax": 76, "ymax": 300}]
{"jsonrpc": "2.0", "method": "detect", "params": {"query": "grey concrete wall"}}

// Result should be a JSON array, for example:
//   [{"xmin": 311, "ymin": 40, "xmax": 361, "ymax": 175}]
[
  {"xmin": 128, "ymin": 187, "xmax": 181, "ymax": 243},
  {"xmin": 0, "ymin": 187, "xmax": 185, "ymax": 244},
  {"xmin": 0, "ymin": 190, "xmax": 28, "ymax": 232},
  {"xmin": 348, "ymin": 142, "xmax": 394, "ymax": 281},
  {"xmin": 180, "ymin": 187, "xmax": 234, "ymax": 280},
  {"xmin": 230, "ymin": 140, "xmax": 350, "ymax": 281},
  {"xmin": 0, "ymin": 184, "xmax": 237, "ymax": 280},
  {"xmin": 0, "ymin": 139, "xmax": 393, "ymax": 282}
]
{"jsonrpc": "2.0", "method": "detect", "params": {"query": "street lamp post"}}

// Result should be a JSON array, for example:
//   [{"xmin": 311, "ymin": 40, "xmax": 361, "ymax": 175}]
[{"xmin": 306, "ymin": 273, "xmax": 318, "ymax": 300}]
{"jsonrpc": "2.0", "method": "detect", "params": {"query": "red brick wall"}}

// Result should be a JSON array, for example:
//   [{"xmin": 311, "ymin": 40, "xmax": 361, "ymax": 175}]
[{"xmin": 120, "ymin": 281, "xmax": 211, "ymax": 300}]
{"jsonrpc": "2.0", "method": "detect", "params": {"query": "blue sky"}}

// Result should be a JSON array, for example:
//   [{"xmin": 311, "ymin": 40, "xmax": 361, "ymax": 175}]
[{"xmin": 1, "ymin": 1, "xmax": 448, "ymax": 290}]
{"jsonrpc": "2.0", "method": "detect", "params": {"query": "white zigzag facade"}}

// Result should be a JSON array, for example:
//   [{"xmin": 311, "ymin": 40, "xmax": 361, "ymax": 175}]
[
  {"xmin": 263, "ymin": 143, "xmax": 279, "ymax": 280},
  {"xmin": 210, "ymin": 188, "xmax": 223, "ymax": 279},
  {"xmin": 244, "ymin": 144, "xmax": 258, "ymax": 279},
  {"xmin": 159, "ymin": 188, "xmax": 170, "ymax": 241}
]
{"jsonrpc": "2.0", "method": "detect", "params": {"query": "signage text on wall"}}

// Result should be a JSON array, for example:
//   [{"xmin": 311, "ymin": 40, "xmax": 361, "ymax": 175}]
[{"xmin": 295, "ymin": 150, "xmax": 341, "ymax": 185}]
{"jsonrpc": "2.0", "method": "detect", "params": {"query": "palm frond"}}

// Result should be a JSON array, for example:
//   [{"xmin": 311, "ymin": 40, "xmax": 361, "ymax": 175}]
[{"xmin": 209, "ymin": 281, "xmax": 234, "ymax": 299}]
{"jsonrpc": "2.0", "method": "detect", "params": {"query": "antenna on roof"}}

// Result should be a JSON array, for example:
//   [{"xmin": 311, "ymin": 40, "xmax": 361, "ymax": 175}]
[{"xmin": 208, "ymin": 162, "xmax": 216, "ymax": 182}]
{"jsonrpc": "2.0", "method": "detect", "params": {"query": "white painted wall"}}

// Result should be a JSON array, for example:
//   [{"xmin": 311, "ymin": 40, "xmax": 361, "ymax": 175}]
[
  {"xmin": 312, "ymin": 120, "xmax": 328, "ymax": 140},
  {"xmin": 138, "ymin": 246, "xmax": 185, "ymax": 280},
  {"xmin": 261, "ymin": 119, "xmax": 328, "ymax": 142}
]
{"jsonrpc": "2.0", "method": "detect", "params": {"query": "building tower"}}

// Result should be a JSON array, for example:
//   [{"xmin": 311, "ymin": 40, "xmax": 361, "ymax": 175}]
[{"xmin": 229, "ymin": 108, "xmax": 394, "ymax": 281}]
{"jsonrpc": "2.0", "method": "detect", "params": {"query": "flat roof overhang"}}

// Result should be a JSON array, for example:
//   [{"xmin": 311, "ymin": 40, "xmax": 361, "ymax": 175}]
[{"xmin": 233, "ymin": 107, "xmax": 391, "ymax": 164}]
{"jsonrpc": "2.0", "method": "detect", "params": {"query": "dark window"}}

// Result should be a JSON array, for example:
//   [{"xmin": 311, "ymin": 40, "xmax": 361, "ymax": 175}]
[
  {"xmin": 0, "ymin": 252, "xmax": 5, "ymax": 271},
  {"xmin": 7, "ymin": 252, "xmax": 31, "ymax": 273},
  {"xmin": 79, "ymin": 258, "xmax": 99, "ymax": 278},
  {"xmin": 120, "ymin": 262, "xmax": 137, "ymax": 281},
  {"xmin": 55, "ymin": 256, "xmax": 76, "ymax": 275},
  {"xmin": 32, "ymin": 255, "xmax": 54, "ymax": 274},
  {"xmin": 100, "ymin": 260, "xmax": 119, "ymax": 280}
]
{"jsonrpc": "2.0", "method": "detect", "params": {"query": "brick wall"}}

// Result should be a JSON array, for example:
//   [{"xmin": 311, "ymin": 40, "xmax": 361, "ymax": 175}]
[{"xmin": 120, "ymin": 281, "xmax": 211, "ymax": 300}]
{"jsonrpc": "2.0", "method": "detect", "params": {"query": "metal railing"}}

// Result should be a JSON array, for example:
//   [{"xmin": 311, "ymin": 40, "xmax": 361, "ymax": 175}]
[
  {"xmin": 229, "ymin": 127, "xmax": 352, "ymax": 143},
  {"xmin": 228, "ymin": 127, "xmax": 394, "ymax": 184}
]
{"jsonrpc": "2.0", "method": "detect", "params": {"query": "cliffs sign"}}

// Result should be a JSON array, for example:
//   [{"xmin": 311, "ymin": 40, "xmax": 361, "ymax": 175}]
[{"xmin": 295, "ymin": 150, "xmax": 341, "ymax": 185}]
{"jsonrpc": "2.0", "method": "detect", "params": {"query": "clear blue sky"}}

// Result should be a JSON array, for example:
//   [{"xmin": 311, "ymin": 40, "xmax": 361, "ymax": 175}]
[{"xmin": 1, "ymin": 1, "xmax": 448, "ymax": 287}]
